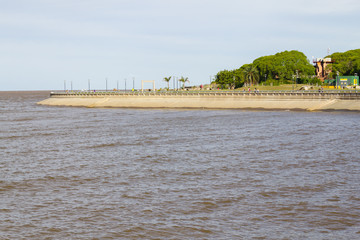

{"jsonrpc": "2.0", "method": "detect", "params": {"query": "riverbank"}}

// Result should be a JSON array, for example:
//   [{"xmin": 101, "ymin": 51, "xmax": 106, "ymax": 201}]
[{"xmin": 37, "ymin": 91, "xmax": 360, "ymax": 112}]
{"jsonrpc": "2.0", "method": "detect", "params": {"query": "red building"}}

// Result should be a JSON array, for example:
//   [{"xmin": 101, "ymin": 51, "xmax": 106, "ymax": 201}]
[{"xmin": 313, "ymin": 58, "xmax": 334, "ymax": 81}]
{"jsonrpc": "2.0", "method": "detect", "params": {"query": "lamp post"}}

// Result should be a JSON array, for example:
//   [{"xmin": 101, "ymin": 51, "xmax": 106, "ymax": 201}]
[
  {"xmin": 64, "ymin": 80, "xmax": 66, "ymax": 92},
  {"xmin": 88, "ymin": 79, "xmax": 90, "ymax": 92},
  {"xmin": 173, "ymin": 76, "xmax": 175, "ymax": 90},
  {"xmin": 355, "ymin": 73, "xmax": 358, "ymax": 91}
]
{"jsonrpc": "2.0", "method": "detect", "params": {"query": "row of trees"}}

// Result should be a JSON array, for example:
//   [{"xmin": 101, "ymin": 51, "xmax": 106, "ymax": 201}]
[
  {"xmin": 326, "ymin": 49, "xmax": 360, "ymax": 78},
  {"xmin": 215, "ymin": 50, "xmax": 317, "ymax": 88},
  {"xmin": 163, "ymin": 76, "xmax": 189, "ymax": 89},
  {"xmin": 161, "ymin": 49, "xmax": 359, "ymax": 89}
]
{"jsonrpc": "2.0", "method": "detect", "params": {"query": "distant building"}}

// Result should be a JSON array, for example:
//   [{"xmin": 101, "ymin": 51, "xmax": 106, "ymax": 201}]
[{"xmin": 313, "ymin": 58, "xmax": 334, "ymax": 81}]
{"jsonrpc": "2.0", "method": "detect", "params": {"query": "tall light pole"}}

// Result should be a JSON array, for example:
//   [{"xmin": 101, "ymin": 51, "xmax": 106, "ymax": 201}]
[
  {"xmin": 106, "ymin": 77, "xmax": 108, "ymax": 92},
  {"xmin": 88, "ymin": 79, "xmax": 90, "ymax": 92},
  {"xmin": 64, "ymin": 80, "xmax": 66, "ymax": 92},
  {"xmin": 133, "ymin": 77, "xmax": 135, "ymax": 90},
  {"xmin": 125, "ymin": 78, "xmax": 127, "ymax": 92},
  {"xmin": 173, "ymin": 76, "xmax": 175, "ymax": 90},
  {"xmin": 355, "ymin": 73, "xmax": 358, "ymax": 92},
  {"xmin": 117, "ymin": 80, "xmax": 119, "ymax": 91},
  {"xmin": 71, "ymin": 81, "xmax": 73, "ymax": 92}
]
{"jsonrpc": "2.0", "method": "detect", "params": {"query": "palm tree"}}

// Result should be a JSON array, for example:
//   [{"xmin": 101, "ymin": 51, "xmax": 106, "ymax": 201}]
[
  {"xmin": 178, "ymin": 76, "xmax": 189, "ymax": 89},
  {"xmin": 163, "ymin": 76, "xmax": 172, "ymax": 90},
  {"xmin": 243, "ymin": 65, "xmax": 259, "ymax": 86}
]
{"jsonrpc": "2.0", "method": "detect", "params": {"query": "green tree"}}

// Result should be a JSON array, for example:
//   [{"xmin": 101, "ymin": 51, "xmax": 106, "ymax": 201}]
[
  {"xmin": 215, "ymin": 67, "xmax": 246, "ymax": 88},
  {"xmin": 243, "ymin": 64, "xmax": 259, "ymax": 86},
  {"xmin": 178, "ymin": 76, "xmax": 189, "ymax": 89},
  {"xmin": 326, "ymin": 49, "xmax": 360, "ymax": 78},
  {"xmin": 215, "ymin": 50, "xmax": 316, "ymax": 86},
  {"xmin": 163, "ymin": 76, "xmax": 172, "ymax": 90},
  {"xmin": 253, "ymin": 50, "xmax": 314, "ymax": 82}
]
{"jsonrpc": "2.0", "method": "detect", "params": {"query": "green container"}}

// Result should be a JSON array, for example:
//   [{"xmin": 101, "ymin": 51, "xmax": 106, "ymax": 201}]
[{"xmin": 336, "ymin": 76, "xmax": 359, "ymax": 88}]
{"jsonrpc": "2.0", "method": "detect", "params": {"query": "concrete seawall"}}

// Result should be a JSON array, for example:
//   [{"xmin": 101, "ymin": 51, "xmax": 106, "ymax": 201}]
[{"xmin": 37, "ymin": 91, "xmax": 360, "ymax": 111}]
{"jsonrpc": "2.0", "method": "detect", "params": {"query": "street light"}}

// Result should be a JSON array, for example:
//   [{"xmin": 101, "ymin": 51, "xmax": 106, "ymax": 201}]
[{"xmin": 355, "ymin": 73, "xmax": 358, "ymax": 92}]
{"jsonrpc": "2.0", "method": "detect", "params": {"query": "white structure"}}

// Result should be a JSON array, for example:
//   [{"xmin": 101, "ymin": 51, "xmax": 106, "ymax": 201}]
[{"xmin": 141, "ymin": 80, "xmax": 155, "ymax": 92}]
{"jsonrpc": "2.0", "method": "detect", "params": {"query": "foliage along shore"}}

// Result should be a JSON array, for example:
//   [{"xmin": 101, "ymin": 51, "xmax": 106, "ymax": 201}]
[{"xmin": 215, "ymin": 49, "xmax": 360, "ymax": 89}]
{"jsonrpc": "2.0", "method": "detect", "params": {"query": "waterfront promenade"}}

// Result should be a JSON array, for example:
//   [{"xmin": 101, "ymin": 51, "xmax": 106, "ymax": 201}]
[{"xmin": 38, "ymin": 90, "xmax": 360, "ymax": 111}]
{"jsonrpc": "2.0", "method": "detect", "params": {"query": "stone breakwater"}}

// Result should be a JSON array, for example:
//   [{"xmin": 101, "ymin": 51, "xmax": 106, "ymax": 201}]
[{"xmin": 37, "ymin": 91, "xmax": 360, "ymax": 111}]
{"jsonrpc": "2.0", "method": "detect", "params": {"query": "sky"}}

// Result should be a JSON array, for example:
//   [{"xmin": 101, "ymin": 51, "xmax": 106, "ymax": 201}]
[{"xmin": 1, "ymin": 0, "xmax": 360, "ymax": 91}]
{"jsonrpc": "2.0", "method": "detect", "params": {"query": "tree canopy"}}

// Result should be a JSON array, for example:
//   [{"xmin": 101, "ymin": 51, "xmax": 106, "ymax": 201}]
[
  {"xmin": 163, "ymin": 76, "xmax": 172, "ymax": 89},
  {"xmin": 178, "ymin": 76, "xmax": 189, "ymax": 88},
  {"xmin": 326, "ymin": 49, "xmax": 360, "ymax": 78},
  {"xmin": 215, "ymin": 50, "xmax": 315, "ymax": 87}
]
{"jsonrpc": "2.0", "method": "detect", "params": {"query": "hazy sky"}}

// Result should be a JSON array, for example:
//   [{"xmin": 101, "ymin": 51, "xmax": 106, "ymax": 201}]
[{"xmin": 1, "ymin": 0, "xmax": 359, "ymax": 90}]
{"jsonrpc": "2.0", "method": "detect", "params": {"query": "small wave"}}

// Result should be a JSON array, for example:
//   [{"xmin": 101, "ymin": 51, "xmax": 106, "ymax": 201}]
[
  {"xmin": 12, "ymin": 118, "xmax": 35, "ymax": 122},
  {"xmin": 91, "ymin": 143, "xmax": 118, "ymax": 148}
]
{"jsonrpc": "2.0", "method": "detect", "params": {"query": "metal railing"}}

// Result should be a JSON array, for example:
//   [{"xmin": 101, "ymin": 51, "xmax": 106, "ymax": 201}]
[{"xmin": 50, "ymin": 89, "xmax": 360, "ymax": 97}]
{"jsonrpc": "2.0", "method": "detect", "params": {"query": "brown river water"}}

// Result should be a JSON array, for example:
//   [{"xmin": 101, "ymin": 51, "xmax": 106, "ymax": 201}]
[{"xmin": 1, "ymin": 91, "xmax": 360, "ymax": 239}]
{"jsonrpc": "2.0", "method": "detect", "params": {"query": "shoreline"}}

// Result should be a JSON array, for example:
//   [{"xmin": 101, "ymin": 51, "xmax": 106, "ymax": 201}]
[{"xmin": 37, "ymin": 92, "xmax": 360, "ymax": 112}]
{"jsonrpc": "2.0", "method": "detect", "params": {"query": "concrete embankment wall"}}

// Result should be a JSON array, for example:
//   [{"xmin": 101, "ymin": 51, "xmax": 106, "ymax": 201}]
[{"xmin": 37, "ymin": 92, "xmax": 360, "ymax": 111}]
